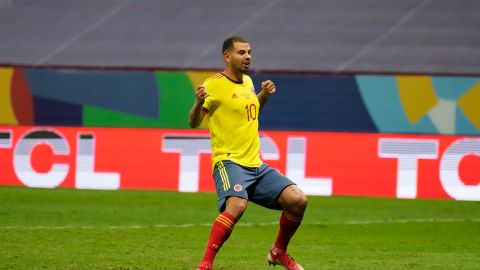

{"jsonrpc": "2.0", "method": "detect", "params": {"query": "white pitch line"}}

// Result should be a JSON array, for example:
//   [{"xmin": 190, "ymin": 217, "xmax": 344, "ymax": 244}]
[{"xmin": 0, "ymin": 218, "xmax": 478, "ymax": 230}]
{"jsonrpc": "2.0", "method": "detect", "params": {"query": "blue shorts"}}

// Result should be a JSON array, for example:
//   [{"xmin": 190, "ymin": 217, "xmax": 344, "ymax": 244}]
[{"xmin": 213, "ymin": 160, "xmax": 296, "ymax": 212}]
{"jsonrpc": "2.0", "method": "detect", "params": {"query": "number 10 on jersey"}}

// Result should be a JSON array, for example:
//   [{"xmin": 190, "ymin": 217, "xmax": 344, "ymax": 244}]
[{"xmin": 245, "ymin": 104, "xmax": 257, "ymax": 121}]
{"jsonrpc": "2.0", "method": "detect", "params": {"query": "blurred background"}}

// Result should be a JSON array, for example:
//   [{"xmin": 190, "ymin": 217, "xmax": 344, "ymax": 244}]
[{"xmin": 1, "ymin": 0, "xmax": 480, "ymax": 74}]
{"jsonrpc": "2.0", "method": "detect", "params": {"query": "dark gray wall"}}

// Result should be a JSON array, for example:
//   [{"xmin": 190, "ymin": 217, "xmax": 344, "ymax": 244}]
[{"xmin": 1, "ymin": 0, "xmax": 479, "ymax": 74}]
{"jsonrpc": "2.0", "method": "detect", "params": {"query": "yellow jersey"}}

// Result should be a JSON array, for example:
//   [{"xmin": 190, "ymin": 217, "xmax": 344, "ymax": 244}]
[{"xmin": 202, "ymin": 73, "xmax": 262, "ymax": 168}]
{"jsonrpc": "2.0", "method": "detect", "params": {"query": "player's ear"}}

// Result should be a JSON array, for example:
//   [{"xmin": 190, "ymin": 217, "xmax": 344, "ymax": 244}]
[{"xmin": 223, "ymin": 52, "xmax": 230, "ymax": 63}]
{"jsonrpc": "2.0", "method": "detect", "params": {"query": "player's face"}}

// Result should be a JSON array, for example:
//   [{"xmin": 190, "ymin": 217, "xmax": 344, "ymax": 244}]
[{"xmin": 227, "ymin": 42, "xmax": 251, "ymax": 74}]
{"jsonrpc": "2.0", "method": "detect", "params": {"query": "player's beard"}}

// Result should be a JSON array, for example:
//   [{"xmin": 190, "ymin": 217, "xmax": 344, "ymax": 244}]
[{"xmin": 239, "ymin": 61, "xmax": 250, "ymax": 74}]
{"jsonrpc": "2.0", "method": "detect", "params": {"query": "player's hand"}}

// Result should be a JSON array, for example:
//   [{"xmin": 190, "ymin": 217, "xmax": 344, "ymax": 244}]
[
  {"xmin": 261, "ymin": 80, "xmax": 276, "ymax": 95},
  {"xmin": 195, "ymin": 85, "xmax": 208, "ymax": 105}
]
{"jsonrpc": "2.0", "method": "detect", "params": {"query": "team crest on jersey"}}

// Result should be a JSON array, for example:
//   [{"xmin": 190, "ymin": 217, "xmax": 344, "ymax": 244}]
[
  {"xmin": 231, "ymin": 93, "xmax": 238, "ymax": 99},
  {"xmin": 233, "ymin": 184, "xmax": 243, "ymax": 192}
]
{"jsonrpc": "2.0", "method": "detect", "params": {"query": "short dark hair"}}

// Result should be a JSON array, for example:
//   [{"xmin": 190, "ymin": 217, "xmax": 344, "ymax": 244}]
[{"xmin": 222, "ymin": 36, "xmax": 248, "ymax": 53}]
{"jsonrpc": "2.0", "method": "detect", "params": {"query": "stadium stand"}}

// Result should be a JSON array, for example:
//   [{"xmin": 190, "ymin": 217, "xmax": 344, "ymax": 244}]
[{"xmin": 0, "ymin": 0, "xmax": 479, "ymax": 74}]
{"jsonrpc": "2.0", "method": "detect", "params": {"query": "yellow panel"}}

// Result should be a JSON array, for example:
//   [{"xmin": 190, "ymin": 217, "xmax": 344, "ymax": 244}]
[
  {"xmin": 458, "ymin": 82, "xmax": 480, "ymax": 130},
  {"xmin": 397, "ymin": 76, "xmax": 438, "ymax": 124},
  {"xmin": 186, "ymin": 71, "xmax": 218, "ymax": 88},
  {"xmin": 0, "ymin": 67, "xmax": 17, "ymax": 125},
  {"xmin": 186, "ymin": 71, "xmax": 218, "ymax": 129}
]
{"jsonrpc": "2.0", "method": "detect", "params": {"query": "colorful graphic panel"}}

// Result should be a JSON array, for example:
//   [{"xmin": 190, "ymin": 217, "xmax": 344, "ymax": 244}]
[
  {"xmin": 356, "ymin": 75, "xmax": 480, "ymax": 135},
  {"xmin": 1, "ymin": 67, "xmax": 479, "ymax": 135}
]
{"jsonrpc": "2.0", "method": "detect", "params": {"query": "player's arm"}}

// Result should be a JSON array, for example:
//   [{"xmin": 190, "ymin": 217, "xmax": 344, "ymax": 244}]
[
  {"xmin": 257, "ymin": 80, "xmax": 276, "ymax": 111},
  {"xmin": 189, "ymin": 85, "xmax": 208, "ymax": 128}
]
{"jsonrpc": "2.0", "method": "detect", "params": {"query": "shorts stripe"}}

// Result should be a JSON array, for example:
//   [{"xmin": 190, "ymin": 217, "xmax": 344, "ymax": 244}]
[
  {"xmin": 218, "ymin": 161, "xmax": 231, "ymax": 191},
  {"xmin": 218, "ymin": 162, "xmax": 226, "ymax": 191}
]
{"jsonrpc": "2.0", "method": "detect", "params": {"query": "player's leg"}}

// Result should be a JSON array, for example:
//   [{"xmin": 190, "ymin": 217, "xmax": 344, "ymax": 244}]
[
  {"xmin": 197, "ymin": 161, "xmax": 255, "ymax": 270},
  {"xmin": 275, "ymin": 184, "xmax": 307, "ymax": 249},
  {"xmin": 269, "ymin": 185, "xmax": 307, "ymax": 270},
  {"xmin": 197, "ymin": 197, "xmax": 247, "ymax": 270},
  {"xmin": 249, "ymin": 163, "xmax": 306, "ymax": 270}
]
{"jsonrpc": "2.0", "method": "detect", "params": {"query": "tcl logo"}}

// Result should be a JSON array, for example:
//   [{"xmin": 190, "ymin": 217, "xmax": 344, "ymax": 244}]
[
  {"xmin": 0, "ymin": 128, "xmax": 333, "ymax": 195},
  {"xmin": 162, "ymin": 135, "xmax": 332, "ymax": 195},
  {"xmin": 379, "ymin": 138, "xmax": 480, "ymax": 201},
  {"xmin": 0, "ymin": 129, "xmax": 120, "ymax": 189}
]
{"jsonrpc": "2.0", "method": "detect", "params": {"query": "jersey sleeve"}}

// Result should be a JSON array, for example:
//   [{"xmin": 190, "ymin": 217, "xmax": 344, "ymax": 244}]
[{"xmin": 202, "ymin": 80, "xmax": 219, "ymax": 113}]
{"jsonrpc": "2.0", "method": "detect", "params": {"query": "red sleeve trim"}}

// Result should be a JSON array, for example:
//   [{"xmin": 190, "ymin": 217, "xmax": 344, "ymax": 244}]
[{"xmin": 202, "ymin": 107, "xmax": 209, "ymax": 113}]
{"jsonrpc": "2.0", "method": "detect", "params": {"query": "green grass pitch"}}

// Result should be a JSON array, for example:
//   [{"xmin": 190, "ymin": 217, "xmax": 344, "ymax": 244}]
[{"xmin": 0, "ymin": 186, "xmax": 479, "ymax": 269}]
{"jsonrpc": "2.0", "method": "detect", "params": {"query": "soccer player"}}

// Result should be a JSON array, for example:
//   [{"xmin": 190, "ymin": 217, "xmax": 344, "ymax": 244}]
[{"xmin": 189, "ymin": 36, "xmax": 307, "ymax": 270}]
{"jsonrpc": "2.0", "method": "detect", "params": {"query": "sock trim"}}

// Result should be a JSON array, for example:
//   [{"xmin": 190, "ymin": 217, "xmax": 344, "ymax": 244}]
[
  {"xmin": 283, "ymin": 210, "xmax": 302, "ymax": 222},
  {"xmin": 216, "ymin": 215, "xmax": 234, "ymax": 230}
]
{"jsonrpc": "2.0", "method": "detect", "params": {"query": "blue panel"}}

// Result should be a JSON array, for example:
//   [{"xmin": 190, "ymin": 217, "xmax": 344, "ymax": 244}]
[
  {"xmin": 356, "ymin": 76, "xmax": 400, "ymax": 132},
  {"xmin": 456, "ymin": 107, "xmax": 479, "ymax": 135},
  {"xmin": 251, "ymin": 74, "xmax": 377, "ymax": 132},
  {"xmin": 33, "ymin": 96, "xmax": 82, "ymax": 126},
  {"xmin": 23, "ymin": 68, "xmax": 159, "ymax": 118},
  {"xmin": 432, "ymin": 77, "xmax": 479, "ymax": 100}
]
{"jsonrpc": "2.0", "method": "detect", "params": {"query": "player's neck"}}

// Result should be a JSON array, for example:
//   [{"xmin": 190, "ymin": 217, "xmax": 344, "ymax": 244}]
[{"xmin": 222, "ymin": 69, "xmax": 243, "ymax": 84}]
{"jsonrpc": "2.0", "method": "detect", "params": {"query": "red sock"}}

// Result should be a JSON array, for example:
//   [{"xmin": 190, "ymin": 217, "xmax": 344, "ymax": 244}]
[
  {"xmin": 201, "ymin": 211, "xmax": 237, "ymax": 264},
  {"xmin": 274, "ymin": 210, "xmax": 303, "ymax": 251}
]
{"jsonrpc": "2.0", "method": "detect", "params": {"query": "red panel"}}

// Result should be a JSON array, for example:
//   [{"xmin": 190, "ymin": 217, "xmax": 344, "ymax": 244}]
[
  {"xmin": 0, "ymin": 126, "xmax": 479, "ymax": 200},
  {"xmin": 11, "ymin": 69, "xmax": 34, "ymax": 125}
]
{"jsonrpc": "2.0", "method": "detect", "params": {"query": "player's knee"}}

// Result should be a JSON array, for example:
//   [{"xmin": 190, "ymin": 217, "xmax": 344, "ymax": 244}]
[
  {"xmin": 234, "ymin": 199, "xmax": 248, "ymax": 212},
  {"xmin": 225, "ymin": 197, "xmax": 248, "ymax": 219},
  {"xmin": 284, "ymin": 188, "xmax": 308, "ymax": 215},
  {"xmin": 293, "ymin": 192, "xmax": 308, "ymax": 212}
]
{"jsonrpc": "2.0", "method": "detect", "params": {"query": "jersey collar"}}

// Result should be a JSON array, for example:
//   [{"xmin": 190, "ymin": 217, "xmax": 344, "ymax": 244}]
[{"xmin": 221, "ymin": 72, "xmax": 243, "ymax": 84}]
